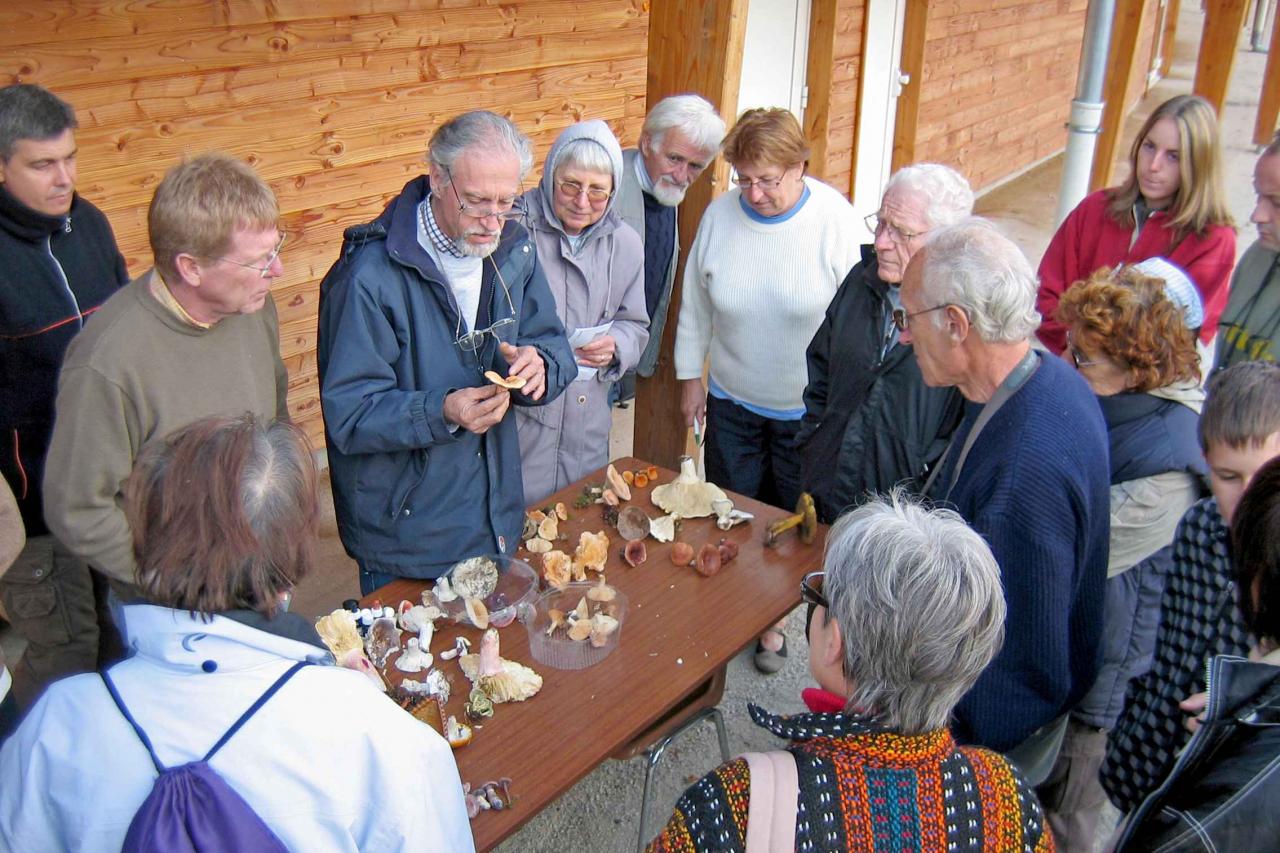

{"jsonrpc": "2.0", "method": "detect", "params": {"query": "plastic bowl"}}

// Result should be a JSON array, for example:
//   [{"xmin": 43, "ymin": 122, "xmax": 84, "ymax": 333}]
[
  {"xmin": 437, "ymin": 555, "xmax": 539, "ymax": 628},
  {"xmin": 523, "ymin": 582, "xmax": 629, "ymax": 670}
]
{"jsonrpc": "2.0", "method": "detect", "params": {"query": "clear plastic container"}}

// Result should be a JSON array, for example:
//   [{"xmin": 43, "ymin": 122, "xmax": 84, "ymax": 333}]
[
  {"xmin": 522, "ymin": 582, "xmax": 628, "ymax": 670},
  {"xmin": 437, "ymin": 555, "xmax": 539, "ymax": 628}
]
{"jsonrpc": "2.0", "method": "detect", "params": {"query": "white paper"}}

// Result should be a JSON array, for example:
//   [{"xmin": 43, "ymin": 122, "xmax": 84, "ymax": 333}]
[{"xmin": 569, "ymin": 321, "xmax": 613, "ymax": 381}]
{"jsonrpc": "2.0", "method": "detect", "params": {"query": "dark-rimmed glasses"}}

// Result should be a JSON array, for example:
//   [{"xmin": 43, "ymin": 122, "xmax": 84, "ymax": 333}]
[
  {"xmin": 1066, "ymin": 332, "xmax": 1101, "ymax": 369},
  {"xmin": 455, "ymin": 259, "xmax": 517, "ymax": 354},
  {"xmin": 214, "ymin": 232, "xmax": 285, "ymax": 279},
  {"xmin": 891, "ymin": 304, "xmax": 950, "ymax": 332},
  {"xmin": 801, "ymin": 570, "xmax": 829, "ymax": 636},
  {"xmin": 865, "ymin": 213, "xmax": 925, "ymax": 245},
  {"xmin": 446, "ymin": 169, "xmax": 525, "ymax": 222}
]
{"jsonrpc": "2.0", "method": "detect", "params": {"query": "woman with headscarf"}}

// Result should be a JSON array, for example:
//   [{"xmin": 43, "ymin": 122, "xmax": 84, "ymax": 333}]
[{"xmin": 517, "ymin": 120, "xmax": 648, "ymax": 506}]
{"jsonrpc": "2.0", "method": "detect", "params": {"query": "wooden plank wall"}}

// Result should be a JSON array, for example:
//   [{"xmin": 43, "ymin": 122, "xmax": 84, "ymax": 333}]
[
  {"xmin": 806, "ymin": 0, "xmax": 866, "ymax": 194},
  {"xmin": 0, "ymin": 0, "xmax": 650, "ymax": 447},
  {"xmin": 912, "ymin": 0, "xmax": 1088, "ymax": 191}
]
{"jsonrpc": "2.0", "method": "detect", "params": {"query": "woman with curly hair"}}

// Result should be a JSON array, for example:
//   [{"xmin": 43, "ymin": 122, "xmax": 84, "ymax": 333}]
[
  {"xmin": 1036, "ymin": 94, "xmax": 1235, "ymax": 357},
  {"xmin": 1037, "ymin": 262, "xmax": 1207, "ymax": 850}
]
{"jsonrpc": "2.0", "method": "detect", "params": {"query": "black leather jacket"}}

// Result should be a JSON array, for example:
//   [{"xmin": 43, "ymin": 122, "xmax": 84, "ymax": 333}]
[{"xmin": 1116, "ymin": 654, "xmax": 1280, "ymax": 851}]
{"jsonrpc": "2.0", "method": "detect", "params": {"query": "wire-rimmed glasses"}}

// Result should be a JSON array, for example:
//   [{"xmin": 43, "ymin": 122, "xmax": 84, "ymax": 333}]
[{"xmin": 215, "ymin": 232, "xmax": 285, "ymax": 279}]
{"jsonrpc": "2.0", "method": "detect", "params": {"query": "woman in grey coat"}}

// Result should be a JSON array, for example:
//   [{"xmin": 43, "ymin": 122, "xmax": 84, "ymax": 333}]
[{"xmin": 517, "ymin": 120, "xmax": 648, "ymax": 505}]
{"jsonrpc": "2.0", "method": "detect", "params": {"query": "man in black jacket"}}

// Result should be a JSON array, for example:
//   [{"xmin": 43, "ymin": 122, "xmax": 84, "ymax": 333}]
[
  {"xmin": 798, "ymin": 163, "xmax": 972, "ymax": 523},
  {"xmin": 0, "ymin": 84, "xmax": 128, "ymax": 711}
]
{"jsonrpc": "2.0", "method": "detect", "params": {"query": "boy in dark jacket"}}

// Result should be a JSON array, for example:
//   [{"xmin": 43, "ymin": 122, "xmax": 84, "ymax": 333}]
[
  {"xmin": 0, "ymin": 84, "xmax": 128, "ymax": 711},
  {"xmin": 1102, "ymin": 361, "xmax": 1280, "ymax": 814}
]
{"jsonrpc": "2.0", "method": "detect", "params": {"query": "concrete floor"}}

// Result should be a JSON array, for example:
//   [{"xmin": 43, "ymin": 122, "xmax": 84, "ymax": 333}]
[{"xmin": 1, "ymin": 1, "xmax": 1271, "ymax": 850}]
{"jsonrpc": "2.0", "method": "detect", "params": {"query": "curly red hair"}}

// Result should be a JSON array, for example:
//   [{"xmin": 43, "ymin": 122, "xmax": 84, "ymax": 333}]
[{"xmin": 1054, "ymin": 266, "xmax": 1200, "ymax": 393}]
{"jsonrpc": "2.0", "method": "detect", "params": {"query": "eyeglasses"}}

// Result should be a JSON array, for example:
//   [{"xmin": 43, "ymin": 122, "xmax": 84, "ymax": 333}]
[
  {"xmin": 455, "ymin": 259, "xmax": 518, "ymax": 353},
  {"xmin": 731, "ymin": 167, "xmax": 791, "ymax": 191},
  {"xmin": 214, "ymin": 233, "xmax": 285, "ymax": 279},
  {"xmin": 556, "ymin": 180, "xmax": 612, "ymax": 204},
  {"xmin": 891, "ymin": 304, "xmax": 950, "ymax": 332},
  {"xmin": 1066, "ymin": 332, "xmax": 1102, "ymax": 369},
  {"xmin": 801, "ymin": 570, "xmax": 829, "ymax": 637},
  {"xmin": 865, "ymin": 213, "xmax": 925, "ymax": 245},
  {"xmin": 446, "ymin": 170, "xmax": 525, "ymax": 221}
]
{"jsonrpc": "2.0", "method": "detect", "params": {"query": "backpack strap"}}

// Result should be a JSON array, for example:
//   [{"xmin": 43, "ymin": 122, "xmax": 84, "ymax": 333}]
[
  {"xmin": 742, "ymin": 750, "xmax": 799, "ymax": 853},
  {"xmin": 100, "ymin": 661, "xmax": 310, "ymax": 771},
  {"xmin": 202, "ymin": 661, "xmax": 309, "ymax": 762},
  {"xmin": 101, "ymin": 670, "xmax": 166, "ymax": 774}
]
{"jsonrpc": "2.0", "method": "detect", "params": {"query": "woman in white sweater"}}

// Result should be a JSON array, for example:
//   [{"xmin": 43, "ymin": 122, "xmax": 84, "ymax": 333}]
[{"xmin": 674, "ymin": 108, "xmax": 861, "ymax": 672}]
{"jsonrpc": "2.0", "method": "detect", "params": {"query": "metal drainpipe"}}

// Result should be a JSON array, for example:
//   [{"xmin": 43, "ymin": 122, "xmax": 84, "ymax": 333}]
[
  {"xmin": 1253, "ymin": 0, "xmax": 1275, "ymax": 52},
  {"xmin": 1054, "ymin": 0, "xmax": 1116, "ymax": 227}
]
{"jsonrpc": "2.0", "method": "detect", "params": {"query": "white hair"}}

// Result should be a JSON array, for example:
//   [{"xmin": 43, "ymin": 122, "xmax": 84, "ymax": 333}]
[
  {"xmin": 428, "ymin": 110, "xmax": 534, "ymax": 182},
  {"xmin": 822, "ymin": 490, "xmax": 1006, "ymax": 734},
  {"xmin": 885, "ymin": 163, "xmax": 974, "ymax": 228},
  {"xmin": 920, "ymin": 218, "xmax": 1041, "ymax": 343},
  {"xmin": 641, "ymin": 94, "xmax": 726, "ymax": 156}
]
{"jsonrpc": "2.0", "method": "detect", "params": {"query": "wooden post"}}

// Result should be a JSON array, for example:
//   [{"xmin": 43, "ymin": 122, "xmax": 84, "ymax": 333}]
[
  {"xmin": 1090, "ymin": 0, "xmax": 1149, "ymax": 191},
  {"xmin": 1159, "ymin": 0, "xmax": 1181, "ymax": 76},
  {"xmin": 890, "ymin": 0, "xmax": 929, "ymax": 171},
  {"xmin": 1193, "ymin": 0, "xmax": 1250, "ymax": 114},
  {"xmin": 804, "ymin": 0, "xmax": 840, "ymax": 186},
  {"xmin": 1255, "ymin": 1, "xmax": 1280, "ymax": 146},
  {"xmin": 632, "ymin": 0, "xmax": 748, "ymax": 468}
]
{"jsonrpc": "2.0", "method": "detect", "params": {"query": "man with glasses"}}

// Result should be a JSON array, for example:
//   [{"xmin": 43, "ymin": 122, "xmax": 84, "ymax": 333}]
[
  {"xmin": 42, "ymin": 153, "xmax": 290, "ymax": 650},
  {"xmin": 0, "ymin": 84, "xmax": 129, "ymax": 713},
  {"xmin": 318, "ymin": 110, "xmax": 575, "ymax": 592},
  {"xmin": 612, "ymin": 94, "xmax": 725, "ymax": 404},
  {"xmin": 798, "ymin": 163, "xmax": 972, "ymax": 524},
  {"xmin": 897, "ymin": 218, "xmax": 1108, "ymax": 785}
]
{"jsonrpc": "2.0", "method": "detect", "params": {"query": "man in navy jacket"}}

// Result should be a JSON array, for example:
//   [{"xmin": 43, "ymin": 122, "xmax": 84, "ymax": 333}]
[
  {"xmin": 0, "ymin": 84, "xmax": 128, "ymax": 711},
  {"xmin": 318, "ymin": 111, "xmax": 575, "ymax": 592},
  {"xmin": 899, "ymin": 218, "xmax": 1109, "ymax": 781}
]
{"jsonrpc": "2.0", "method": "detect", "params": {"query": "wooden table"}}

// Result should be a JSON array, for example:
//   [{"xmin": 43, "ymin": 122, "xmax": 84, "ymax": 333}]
[{"xmin": 360, "ymin": 457, "xmax": 826, "ymax": 851}]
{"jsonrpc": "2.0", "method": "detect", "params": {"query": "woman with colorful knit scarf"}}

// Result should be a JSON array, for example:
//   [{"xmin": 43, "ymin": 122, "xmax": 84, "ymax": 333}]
[{"xmin": 647, "ymin": 491, "xmax": 1055, "ymax": 852}]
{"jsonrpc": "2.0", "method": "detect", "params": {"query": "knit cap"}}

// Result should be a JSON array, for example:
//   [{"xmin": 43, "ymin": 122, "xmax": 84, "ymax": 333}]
[{"xmin": 1131, "ymin": 257, "xmax": 1203, "ymax": 329}]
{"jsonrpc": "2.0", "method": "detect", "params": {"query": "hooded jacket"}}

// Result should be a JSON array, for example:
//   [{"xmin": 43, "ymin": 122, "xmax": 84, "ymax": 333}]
[
  {"xmin": 0, "ymin": 186, "xmax": 127, "ymax": 536},
  {"xmin": 0, "ymin": 604, "xmax": 474, "ymax": 851},
  {"xmin": 318, "ymin": 176, "xmax": 576, "ymax": 579},
  {"xmin": 516, "ymin": 120, "xmax": 648, "ymax": 505},
  {"xmin": 798, "ymin": 247, "xmax": 963, "ymax": 523}
]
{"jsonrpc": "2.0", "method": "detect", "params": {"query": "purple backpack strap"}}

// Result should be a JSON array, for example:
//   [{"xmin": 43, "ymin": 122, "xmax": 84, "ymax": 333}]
[{"xmin": 100, "ymin": 661, "xmax": 309, "ymax": 853}]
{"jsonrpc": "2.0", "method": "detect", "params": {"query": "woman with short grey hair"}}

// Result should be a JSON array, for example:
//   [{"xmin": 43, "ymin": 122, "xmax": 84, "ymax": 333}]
[{"xmin": 647, "ymin": 491, "xmax": 1054, "ymax": 852}]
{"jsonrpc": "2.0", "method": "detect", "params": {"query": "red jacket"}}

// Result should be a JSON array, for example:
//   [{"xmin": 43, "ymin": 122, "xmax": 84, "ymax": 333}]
[{"xmin": 1037, "ymin": 189, "xmax": 1236, "ymax": 353}]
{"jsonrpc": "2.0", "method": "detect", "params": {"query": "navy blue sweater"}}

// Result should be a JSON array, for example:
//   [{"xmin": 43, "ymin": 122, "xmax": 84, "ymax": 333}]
[{"xmin": 945, "ymin": 352, "xmax": 1110, "ymax": 751}]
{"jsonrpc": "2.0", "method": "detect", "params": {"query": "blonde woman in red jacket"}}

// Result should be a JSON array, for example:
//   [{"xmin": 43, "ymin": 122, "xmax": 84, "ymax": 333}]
[{"xmin": 1038, "ymin": 94, "xmax": 1235, "ymax": 355}]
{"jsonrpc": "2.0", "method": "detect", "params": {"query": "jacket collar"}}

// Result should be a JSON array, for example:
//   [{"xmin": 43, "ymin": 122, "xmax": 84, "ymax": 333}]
[
  {"xmin": 0, "ymin": 184, "xmax": 71, "ymax": 241},
  {"xmin": 119, "ymin": 604, "xmax": 331, "ymax": 673},
  {"xmin": 748, "ymin": 701, "xmax": 956, "ymax": 761}
]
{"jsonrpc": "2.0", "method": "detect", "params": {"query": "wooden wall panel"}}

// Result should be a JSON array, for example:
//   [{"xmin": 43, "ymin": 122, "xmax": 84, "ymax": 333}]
[
  {"xmin": 911, "ymin": 0, "xmax": 1087, "ymax": 191},
  {"xmin": 804, "ymin": 0, "xmax": 865, "ymax": 196},
  {"xmin": 2, "ymin": 0, "xmax": 651, "ymax": 448}
]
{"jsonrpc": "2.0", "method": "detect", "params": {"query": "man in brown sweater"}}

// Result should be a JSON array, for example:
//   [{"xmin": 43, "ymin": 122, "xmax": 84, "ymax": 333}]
[{"xmin": 42, "ymin": 154, "xmax": 288, "ymax": 633}]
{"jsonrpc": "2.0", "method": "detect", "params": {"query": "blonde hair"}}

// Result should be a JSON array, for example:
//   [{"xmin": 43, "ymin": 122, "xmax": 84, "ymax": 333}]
[
  {"xmin": 1107, "ymin": 94, "xmax": 1233, "ymax": 239},
  {"xmin": 721, "ymin": 108, "xmax": 810, "ymax": 170},
  {"xmin": 148, "ymin": 153, "xmax": 278, "ymax": 284}
]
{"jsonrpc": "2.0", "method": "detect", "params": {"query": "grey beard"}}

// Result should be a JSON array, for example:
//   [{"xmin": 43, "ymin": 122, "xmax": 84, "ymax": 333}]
[
  {"xmin": 651, "ymin": 179, "xmax": 688, "ymax": 207},
  {"xmin": 456, "ymin": 234, "xmax": 501, "ymax": 258}
]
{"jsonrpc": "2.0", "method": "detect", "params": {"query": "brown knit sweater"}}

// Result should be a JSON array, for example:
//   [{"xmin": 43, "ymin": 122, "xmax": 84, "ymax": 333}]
[{"xmin": 43, "ymin": 271, "xmax": 288, "ymax": 584}]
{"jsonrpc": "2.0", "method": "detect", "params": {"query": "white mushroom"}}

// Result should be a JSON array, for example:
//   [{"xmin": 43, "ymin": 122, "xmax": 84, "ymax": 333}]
[
  {"xmin": 394, "ymin": 637, "xmax": 434, "ymax": 673},
  {"xmin": 650, "ymin": 457, "xmax": 728, "ymax": 518}
]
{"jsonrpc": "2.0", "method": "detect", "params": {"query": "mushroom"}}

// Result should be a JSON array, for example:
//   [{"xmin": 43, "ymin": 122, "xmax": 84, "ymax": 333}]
[
  {"xmin": 717, "ymin": 538, "xmax": 740, "ymax": 564},
  {"xmin": 622, "ymin": 539, "xmax": 647, "ymax": 567},
  {"xmin": 670, "ymin": 541, "xmax": 695, "ymax": 567},
  {"xmin": 712, "ymin": 498, "xmax": 755, "ymax": 531},
  {"xmin": 616, "ymin": 506, "xmax": 650, "ymax": 540},
  {"xmin": 695, "ymin": 543, "xmax": 723, "ymax": 577},
  {"xmin": 650, "ymin": 457, "xmax": 728, "ymax": 518},
  {"xmin": 483, "ymin": 370, "xmax": 527, "ymax": 390},
  {"xmin": 545, "ymin": 608, "xmax": 567, "ymax": 636},
  {"xmin": 394, "ymin": 637, "xmax": 434, "ymax": 673},
  {"xmin": 439, "ymin": 636, "xmax": 471, "ymax": 660},
  {"xmin": 606, "ymin": 464, "xmax": 632, "ymax": 501},
  {"xmin": 464, "ymin": 596, "xmax": 490, "ymax": 630},
  {"xmin": 765, "ymin": 492, "xmax": 819, "ymax": 547},
  {"xmin": 649, "ymin": 514, "xmax": 677, "ymax": 543}
]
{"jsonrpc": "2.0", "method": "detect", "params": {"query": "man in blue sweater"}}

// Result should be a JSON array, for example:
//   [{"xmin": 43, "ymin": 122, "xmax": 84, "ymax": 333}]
[{"xmin": 899, "ymin": 218, "xmax": 1109, "ymax": 781}]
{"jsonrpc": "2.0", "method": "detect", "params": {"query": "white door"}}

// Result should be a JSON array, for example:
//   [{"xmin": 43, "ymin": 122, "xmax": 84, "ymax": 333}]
[
  {"xmin": 736, "ymin": 0, "xmax": 811, "ymax": 120},
  {"xmin": 852, "ymin": 0, "xmax": 908, "ymax": 241}
]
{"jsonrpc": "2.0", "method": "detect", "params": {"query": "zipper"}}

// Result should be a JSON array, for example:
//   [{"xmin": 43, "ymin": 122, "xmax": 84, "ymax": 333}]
[
  {"xmin": 46, "ymin": 233, "xmax": 83, "ymax": 331},
  {"xmin": 11, "ymin": 429, "xmax": 28, "ymax": 500}
]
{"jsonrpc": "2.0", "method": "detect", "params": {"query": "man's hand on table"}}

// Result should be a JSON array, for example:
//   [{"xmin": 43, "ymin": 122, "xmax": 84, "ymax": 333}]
[
  {"xmin": 500, "ymin": 341, "xmax": 547, "ymax": 401},
  {"xmin": 444, "ymin": 384, "xmax": 511, "ymax": 434}
]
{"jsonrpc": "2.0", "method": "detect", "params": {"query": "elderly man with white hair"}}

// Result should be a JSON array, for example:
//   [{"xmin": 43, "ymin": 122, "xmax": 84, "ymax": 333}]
[
  {"xmin": 799, "ymin": 163, "xmax": 973, "ymax": 523},
  {"xmin": 613, "ymin": 94, "xmax": 725, "ymax": 402},
  {"xmin": 647, "ymin": 491, "xmax": 1054, "ymax": 851},
  {"xmin": 898, "ymin": 218, "xmax": 1110, "ymax": 782}
]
